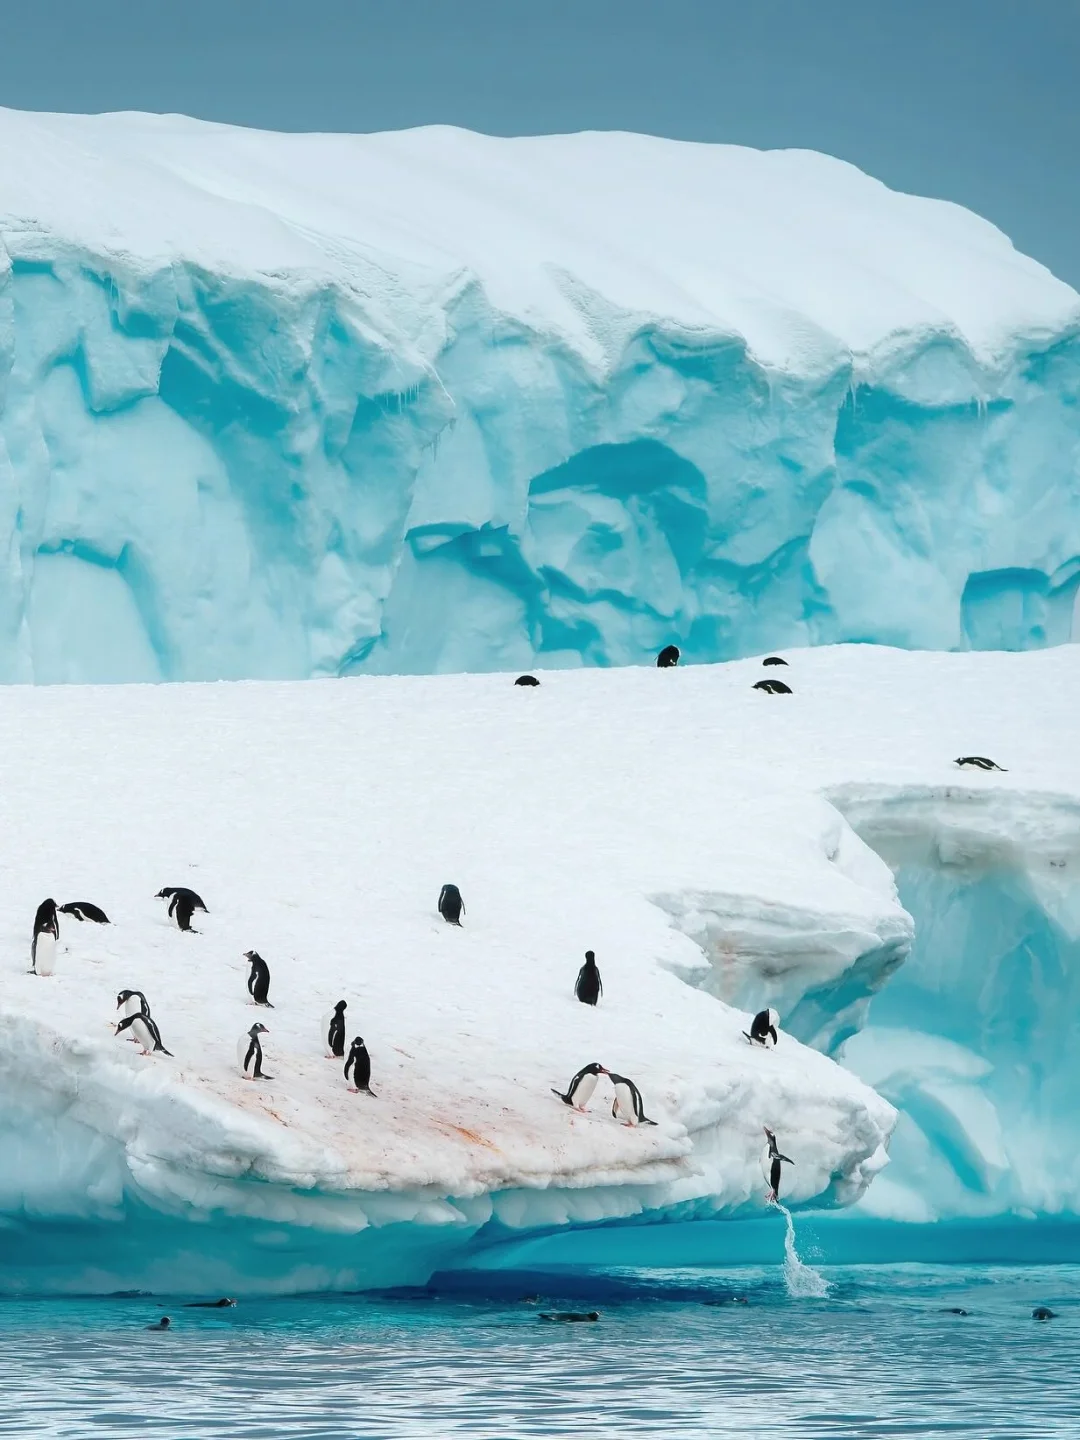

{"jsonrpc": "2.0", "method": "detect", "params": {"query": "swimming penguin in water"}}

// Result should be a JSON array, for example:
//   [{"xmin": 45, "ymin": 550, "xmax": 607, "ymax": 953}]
[
  {"xmin": 167, "ymin": 891, "xmax": 200, "ymax": 933},
  {"xmin": 156, "ymin": 886, "xmax": 208, "ymax": 912},
  {"xmin": 539, "ymin": 1311, "xmax": 600, "ymax": 1322},
  {"xmin": 239, "ymin": 1023, "xmax": 272, "ymax": 1080},
  {"xmin": 609, "ymin": 1073, "xmax": 657, "ymax": 1126},
  {"xmin": 762, "ymin": 656, "xmax": 788, "ymax": 667},
  {"xmin": 30, "ymin": 899, "xmax": 60, "ymax": 976},
  {"xmin": 753, "ymin": 679, "xmax": 792, "ymax": 695},
  {"xmin": 59, "ymin": 901, "xmax": 110, "ymax": 924},
  {"xmin": 574, "ymin": 950, "xmax": 603, "ymax": 1006},
  {"xmin": 762, "ymin": 1127, "xmax": 794, "ymax": 1203},
  {"xmin": 656, "ymin": 644, "xmax": 680, "ymax": 668},
  {"xmin": 243, "ymin": 950, "xmax": 273, "ymax": 1007},
  {"xmin": 325, "ymin": 1000, "xmax": 347, "ymax": 1058},
  {"xmin": 1032, "ymin": 1306, "xmax": 1056, "ymax": 1321},
  {"xmin": 514, "ymin": 674, "xmax": 540, "ymax": 686},
  {"xmin": 146, "ymin": 1316, "xmax": 171, "ymax": 1331},
  {"xmin": 552, "ymin": 1062, "xmax": 608, "ymax": 1111},
  {"xmin": 955, "ymin": 756, "xmax": 1008, "ymax": 772},
  {"xmin": 438, "ymin": 883, "xmax": 464, "ymax": 926},
  {"xmin": 745, "ymin": 1008, "xmax": 780, "ymax": 1048},
  {"xmin": 116, "ymin": 1011, "xmax": 174, "ymax": 1056},
  {"xmin": 344, "ymin": 1037, "xmax": 375, "ymax": 1095},
  {"xmin": 183, "ymin": 1298, "xmax": 237, "ymax": 1308}
]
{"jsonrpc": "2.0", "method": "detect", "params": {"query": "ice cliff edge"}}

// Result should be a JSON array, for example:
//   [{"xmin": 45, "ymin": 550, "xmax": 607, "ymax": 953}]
[{"xmin": 1, "ymin": 109, "xmax": 1078, "ymax": 682}]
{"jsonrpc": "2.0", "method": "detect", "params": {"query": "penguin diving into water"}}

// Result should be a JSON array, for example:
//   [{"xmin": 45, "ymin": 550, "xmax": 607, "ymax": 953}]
[
  {"xmin": 59, "ymin": 901, "xmax": 110, "ymax": 924},
  {"xmin": 745, "ymin": 1008, "xmax": 780, "ymax": 1047},
  {"xmin": 574, "ymin": 951, "xmax": 603, "ymax": 1006},
  {"xmin": 325, "ymin": 1000, "xmax": 347, "ymax": 1058},
  {"xmin": 954, "ymin": 756, "xmax": 1008, "ymax": 772},
  {"xmin": 608, "ymin": 1073, "xmax": 657, "ymax": 1126},
  {"xmin": 762, "ymin": 1127, "xmax": 794, "ymax": 1203},
  {"xmin": 344, "ymin": 1037, "xmax": 376, "ymax": 1095},
  {"xmin": 243, "ymin": 951, "xmax": 273, "ymax": 1007},
  {"xmin": 753, "ymin": 679, "xmax": 792, "ymax": 695},
  {"xmin": 239, "ymin": 1024, "xmax": 272, "ymax": 1080},
  {"xmin": 116, "ymin": 1011, "xmax": 174, "ymax": 1056},
  {"xmin": 30, "ymin": 899, "xmax": 60, "ymax": 976},
  {"xmin": 656, "ymin": 644, "xmax": 680, "ymax": 668},
  {"xmin": 552, "ymin": 1062, "xmax": 607, "ymax": 1112},
  {"xmin": 438, "ymin": 884, "xmax": 464, "ymax": 926}
]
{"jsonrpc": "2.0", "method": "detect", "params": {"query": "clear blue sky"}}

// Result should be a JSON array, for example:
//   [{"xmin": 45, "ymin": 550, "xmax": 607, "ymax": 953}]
[{"xmin": 3, "ymin": 0, "xmax": 1078, "ymax": 287}]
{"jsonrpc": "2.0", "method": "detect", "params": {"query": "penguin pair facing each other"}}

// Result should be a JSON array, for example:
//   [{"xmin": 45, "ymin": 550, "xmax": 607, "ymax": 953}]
[
  {"xmin": 115, "ymin": 990, "xmax": 173, "ymax": 1056},
  {"xmin": 30, "ymin": 897, "xmax": 111, "ymax": 975},
  {"xmin": 553, "ymin": 1064, "xmax": 656, "ymax": 1126}
]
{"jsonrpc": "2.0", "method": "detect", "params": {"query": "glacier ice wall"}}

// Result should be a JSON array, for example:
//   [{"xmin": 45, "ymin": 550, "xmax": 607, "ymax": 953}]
[{"xmin": 0, "ymin": 111, "xmax": 1079, "ymax": 681}]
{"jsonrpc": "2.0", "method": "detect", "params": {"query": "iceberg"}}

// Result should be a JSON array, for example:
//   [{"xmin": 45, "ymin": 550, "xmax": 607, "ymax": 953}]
[
  {"xmin": 1, "ymin": 109, "xmax": 1079, "ymax": 682},
  {"xmin": 0, "ymin": 645, "xmax": 1076, "ymax": 1291}
]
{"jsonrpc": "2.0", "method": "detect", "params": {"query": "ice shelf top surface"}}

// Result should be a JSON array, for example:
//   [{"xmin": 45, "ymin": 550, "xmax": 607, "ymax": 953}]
[{"xmin": 1, "ymin": 108, "xmax": 1076, "ymax": 373}]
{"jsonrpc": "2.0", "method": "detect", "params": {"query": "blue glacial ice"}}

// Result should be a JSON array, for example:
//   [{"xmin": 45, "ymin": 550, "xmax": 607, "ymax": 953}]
[{"xmin": 0, "ymin": 110, "xmax": 1079, "ymax": 682}]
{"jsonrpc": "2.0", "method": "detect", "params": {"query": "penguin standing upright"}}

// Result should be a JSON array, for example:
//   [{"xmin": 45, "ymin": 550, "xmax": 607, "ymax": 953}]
[
  {"xmin": 344, "ymin": 1037, "xmax": 375, "ymax": 1095},
  {"xmin": 762, "ymin": 1127, "xmax": 794, "ymax": 1203},
  {"xmin": 438, "ymin": 884, "xmax": 464, "ymax": 926},
  {"xmin": 608, "ymin": 1073, "xmax": 657, "ymax": 1126},
  {"xmin": 325, "ymin": 1000, "xmax": 347, "ymax": 1058},
  {"xmin": 552, "ymin": 1062, "xmax": 607, "ymax": 1111},
  {"xmin": 239, "ymin": 1024, "xmax": 272, "ymax": 1080},
  {"xmin": 31, "ymin": 899, "xmax": 59, "ymax": 976},
  {"xmin": 117, "ymin": 989, "xmax": 152, "ymax": 1025},
  {"xmin": 59, "ymin": 901, "xmax": 110, "ymax": 923},
  {"xmin": 243, "ymin": 951, "xmax": 273, "ymax": 1007},
  {"xmin": 168, "ymin": 892, "xmax": 200, "ymax": 933},
  {"xmin": 116, "ymin": 1011, "xmax": 174, "ymax": 1056},
  {"xmin": 746, "ymin": 1008, "xmax": 780, "ymax": 1047},
  {"xmin": 574, "ymin": 951, "xmax": 603, "ymax": 1006}
]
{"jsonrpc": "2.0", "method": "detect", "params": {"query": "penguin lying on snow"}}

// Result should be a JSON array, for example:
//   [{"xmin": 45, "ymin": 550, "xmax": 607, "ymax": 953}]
[
  {"xmin": 438, "ymin": 884, "xmax": 464, "ymax": 926},
  {"xmin": 243, "ymin": 950, "xmax": 273, "ymax": 1007},
  {"xmin": 325, "ymin": 1000, "xmax": 347, "ymax": 1058},
  {"xmin": 656, "ymin": 644, "xmax": 680, "ymax": 668},
  {"xmin": 744, "ymin": 1008, "xmax": 780, "ymax": 1047},
  {"xmin": 955, "ymin": 756, "xmax": 1007, "ymax": 772},
  {"xmin": 344, "ymin": 1037, "xmax": 376, "ymax": 1095},
  {"xmin": 552, "ymin": 1062, "xmax": 607, "ymax": 1111},
  {"xmin": 30, "ymin": 899, "xmax": 59, "ymax": 976},
  {"xmin": 514, "ymin": 674, "xmax": 540, "ymax": 686},
  {"xmin": 574, "ymin": 951, "xmax": 602, "ymax": 1006},
  {"xmin": 762, "ymin": 1127, "xmax": 794, "ymax": 1203},
  {"xmin": 116, "ymin": 1011, "xmax": 174, "ymax": 1056},
  {"xmin": 762, "ymin": 656, "xmax": 788, "ymax": 666},
  {"xmin": 59, "ymin": 901, "xmax": 110, "ymax": 924},
  {"xmin": 753, "ymin": 679, "xmax": 792, "ymax": 695},
  {"xmin": 240, "ymin": 1024, "xmax": 272, "ymax": 1080},
  {"xmin": 609, "ymin": 1073, "xmax": 656, "ymax": 1126}
]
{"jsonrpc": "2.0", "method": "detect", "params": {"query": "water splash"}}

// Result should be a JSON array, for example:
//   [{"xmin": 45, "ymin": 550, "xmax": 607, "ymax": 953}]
[{"xmin": 777, "ymin": 1202, "xmax": 829, "ymax": 1298}]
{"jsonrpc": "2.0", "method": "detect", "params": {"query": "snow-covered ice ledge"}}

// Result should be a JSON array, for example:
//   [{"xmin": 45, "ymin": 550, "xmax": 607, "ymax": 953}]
[{"xmin": 1, "ymin": 645, "xmax": 1077, "ymax": 1290}]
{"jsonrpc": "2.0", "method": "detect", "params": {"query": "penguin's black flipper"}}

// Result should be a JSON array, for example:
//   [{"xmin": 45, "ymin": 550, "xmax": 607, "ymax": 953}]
[{"xmin": 551, "ymin": 1088, "xmax": 572, "ymax": 1105}]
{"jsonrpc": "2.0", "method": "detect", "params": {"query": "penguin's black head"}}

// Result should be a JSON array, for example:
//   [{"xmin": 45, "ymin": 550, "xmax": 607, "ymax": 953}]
[
  {"xmin": 763, "ymin": 1126, "xmax": 776, "ymax": 1148},
  {"xmin": 351, "ymin": 1036, "xmax": 366, "ymax": 1049},
  {"xmin": 116, "ymin": 991, "xmax": 129, "ymax": 1007},
  {"xmin": 585, "ymin": 1063, "xmax": 607, "ymax": 1076},
  {"xmin": 585, "ymin": 951, "xmax": 595, "ymax": 963},
  {"xmin": 250, "ymin": 1023, "xmax": 269, "ymax": 1036},
  {"xmin": 335, "ymin": 1000, "xmax": 347, "ymax": 1012},
  {"xmin": 243, "ymin": 950, "xmax": 260, "ymax": 962}
]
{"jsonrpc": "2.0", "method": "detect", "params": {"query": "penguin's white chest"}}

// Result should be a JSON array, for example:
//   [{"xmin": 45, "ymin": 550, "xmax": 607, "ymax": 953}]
[
  {"xmin": 33, "ymin": 932, "xmax": 56, "ymax": 976},
  {"xmin": 571, "ymin": 1071, "xmax": 599, "ymax": 1107},
  {"xmin": 613, "ymin": 1082, "xmax": 637, "ymax": 1124},
  {"xmin": 122, "ymin": 996, "xmax": 143, "ymax": 1020},
  {"xmin": 130, "ymin": 1016, "xmax": 155, "ymax": 1053}
]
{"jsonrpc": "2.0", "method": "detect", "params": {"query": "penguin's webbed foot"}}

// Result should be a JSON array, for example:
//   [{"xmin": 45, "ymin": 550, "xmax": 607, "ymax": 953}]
[{"xmin": 347, "ymin": 1086, "xmax": 359, "ymax": 1093}]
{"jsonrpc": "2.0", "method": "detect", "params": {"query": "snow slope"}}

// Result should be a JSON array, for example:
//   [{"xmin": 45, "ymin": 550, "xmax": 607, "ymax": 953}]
[
  {"xmin": 1, "ymin": 645, "xmax": 1078, "ymax": 1291},
  {"xmin": 1, "ymin": 109, "xmax": 1078, "ymax": 681}
]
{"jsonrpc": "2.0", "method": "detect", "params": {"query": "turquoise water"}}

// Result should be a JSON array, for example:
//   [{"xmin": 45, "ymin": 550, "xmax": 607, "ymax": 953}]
[{"xmin": 1, "ymin": 1266, "xmax": 1077, "ymax": 1438}]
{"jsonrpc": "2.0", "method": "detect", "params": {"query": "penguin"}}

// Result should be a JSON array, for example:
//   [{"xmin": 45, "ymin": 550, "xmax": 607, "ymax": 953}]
[
  {"xmin": 574, "ymin": 950, "xmax": 603, "ymax": 1006},
  {"xmin": 183, "ymin": 1298, "xmax": 236, "ymax": 1308},
  {"xmin": 243, "ymin": 950, "xmax": 273, "ymax": 1007},
  {"xmin": 168, "ymin": 891, "xmax": 199, "ymax": 933},
  {"xmin": 117, "ymin": 990, "xmax": 152, "ymax": 1028},
  {"xmin": 438, "ymin": 883, "xmax": 464, "ymax": 926},
  {"xmin": 552, "ymin": 1062, "xmax": 607, "ymax": 1111},
  {"xmin": 344, "ymin": 1037, "xmax": 375, "ymax": 1095},
  {"xmin": 116, "ymin": 1011, "xmax": 174, "ymax": 1056},
  {"xmin": 753, "ymin": 679, "xmax": 792, "ymax": 695},
  {"xmin": 762, "ymin": 1127, "xmax": 794, "ymax": 1203},
  {"xmin": 745, "ymin": 1008, "xmax": 780, "ymax": 1048},
  {"xmin": 539, "ymin": 1312, "xmax": 600, "ymax": 1322},
  {"xmin": 955, "ymin": 756, "xmax": 1008, "ymax": 772},
  {"xmin": 239, "ymin": 1023, "xmax": 272, "ymax": 1080},
  {"xmin": 325, "ymin": 1000, "xmax": 347, "ymax": 1058},
  {"xmin": 156, "ymin": 886, "xmax": 208, "ymax": 912},
  {"xmin": 146, "ymin": 1317, "xmax": 171, "ymax": 1331},
  {"xmin": 656, "ymin": 644, "xmax": 680, "ymax": 668},
  {"xmin": 1033, "ymin": 1306, "xmax": 1056, "ymax": 1321},
  {"xmin": 608, "ymin": 1073, "xmax": 657, "ymax": 1126},
  {"xmin": 514, "ymin": 674, "xmax": 540, "ymax": 686},
  {"xmin": 58, "ymin": 901, "xmax": 110, "ymax": 924},
  {"xmin": 30, "ymin": 899, "xmax": 59, "ymax": 976},
  {"xmin": 762, "ymin": 656, "xmax": 788, "ymax": 666}
]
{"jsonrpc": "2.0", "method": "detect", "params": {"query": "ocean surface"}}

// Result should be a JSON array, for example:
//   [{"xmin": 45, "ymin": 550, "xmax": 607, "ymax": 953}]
[{"xmin": 1, "ymin": 1263, "xmax": 1077, "ymax": 1439}]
